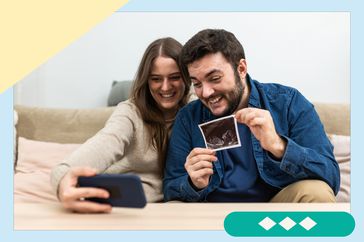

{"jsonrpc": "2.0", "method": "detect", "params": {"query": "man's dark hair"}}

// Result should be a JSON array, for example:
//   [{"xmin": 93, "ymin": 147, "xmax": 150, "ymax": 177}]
[{"xmin": 180, "ymin": 29, "xmax": 245, "ymax": 79}]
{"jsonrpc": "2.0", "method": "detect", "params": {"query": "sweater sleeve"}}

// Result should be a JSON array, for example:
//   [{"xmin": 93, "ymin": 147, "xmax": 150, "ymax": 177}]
[{"xmin": 50, "ymin": 101, "xmax": 137, "ymax": 195}]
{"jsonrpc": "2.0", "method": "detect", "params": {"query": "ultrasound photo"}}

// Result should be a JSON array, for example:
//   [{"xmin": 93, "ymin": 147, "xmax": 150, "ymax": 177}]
[{"xmin": 198, "ymin": 115, "xmax": 241, "ymax": 151}]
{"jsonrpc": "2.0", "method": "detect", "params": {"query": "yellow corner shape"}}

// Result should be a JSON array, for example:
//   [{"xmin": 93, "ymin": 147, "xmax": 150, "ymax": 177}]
[{"xmin": 0, "ymin": 0, "xmax": 129, "ymax": 93}]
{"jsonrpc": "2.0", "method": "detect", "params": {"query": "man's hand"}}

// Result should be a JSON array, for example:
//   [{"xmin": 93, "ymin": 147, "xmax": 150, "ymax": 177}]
[
  {"xmin": 58, "ymin": 167, "xmax": 112, "ymax": 213},
  {"xmin": 184, "ymin": 148, "xmax": 217, "ymax": 190},
  {"xmin": 235, "ymin": 107, "xmax": 287, "ymax": 159}
]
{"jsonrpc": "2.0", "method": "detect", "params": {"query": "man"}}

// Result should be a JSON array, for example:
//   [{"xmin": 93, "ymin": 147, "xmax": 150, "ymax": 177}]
[{"xmin": 163, "ymin": 29, "xmax": 340, "ymax": 202}]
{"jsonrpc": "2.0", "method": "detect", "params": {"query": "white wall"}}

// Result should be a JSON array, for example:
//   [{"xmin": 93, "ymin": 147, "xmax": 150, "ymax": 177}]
[{"xmin": 14, "ymin": 12, "xmax": 350, "ymax": 108}]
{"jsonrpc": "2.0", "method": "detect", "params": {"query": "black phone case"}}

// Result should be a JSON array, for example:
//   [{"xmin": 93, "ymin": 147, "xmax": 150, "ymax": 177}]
[{"xmin": 78, "ymin": 174, "xmax": 147, "ymax": 208}]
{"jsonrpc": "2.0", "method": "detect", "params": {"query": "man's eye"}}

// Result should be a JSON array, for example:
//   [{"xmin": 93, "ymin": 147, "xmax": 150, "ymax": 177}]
[
  {"xmin": 193, "ymin": 82, "xmax": 202, "ymax": 88},
  {"xmin": 211, "ymin": 76, "xmax": 221, "ymax": 82}
]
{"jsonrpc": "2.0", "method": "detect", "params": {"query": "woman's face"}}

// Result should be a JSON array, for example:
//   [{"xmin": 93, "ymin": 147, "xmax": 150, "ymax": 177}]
[{"xmin": 148, "ymin": 56, "xmax": 185, "ymax": 119}]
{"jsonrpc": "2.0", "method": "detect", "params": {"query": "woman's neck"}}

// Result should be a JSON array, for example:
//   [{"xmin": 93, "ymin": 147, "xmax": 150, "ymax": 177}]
[{"xmin": 163, "ymin": 109, "xmax": 177, "ymax": 122}]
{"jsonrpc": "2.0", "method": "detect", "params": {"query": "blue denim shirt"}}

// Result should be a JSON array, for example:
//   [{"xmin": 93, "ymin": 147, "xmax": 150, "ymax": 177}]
[{"xmin": 163, "ymin": 75, "xmax": 340, "ymax": 202}]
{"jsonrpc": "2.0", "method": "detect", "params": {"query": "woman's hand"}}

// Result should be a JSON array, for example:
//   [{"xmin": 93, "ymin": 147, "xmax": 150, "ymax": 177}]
[{"xmin": 58, "ymin": 167, "xmax": 112, "ymax": 213}]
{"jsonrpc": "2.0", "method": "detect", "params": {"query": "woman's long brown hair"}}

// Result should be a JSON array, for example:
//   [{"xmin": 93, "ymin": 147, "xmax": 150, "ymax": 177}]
[{"xmin": 130, "ymin": 37, "xmax": 190, "ymax": 166}]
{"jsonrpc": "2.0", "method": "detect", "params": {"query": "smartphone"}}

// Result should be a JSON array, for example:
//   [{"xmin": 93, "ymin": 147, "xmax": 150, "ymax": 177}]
[{"xmin": 78, "ymin": 174, "xmax": 147, "ymax": 208}]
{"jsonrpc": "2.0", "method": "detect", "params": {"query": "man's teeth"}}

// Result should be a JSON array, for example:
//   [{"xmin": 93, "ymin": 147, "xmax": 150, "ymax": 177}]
[
  {"xmin": 209, "ymin": 96, "xmax": 221, "ymax": 104},
  {"xmin": 161, "ymin": 93, "xmax": 174, "ymax": 98}
]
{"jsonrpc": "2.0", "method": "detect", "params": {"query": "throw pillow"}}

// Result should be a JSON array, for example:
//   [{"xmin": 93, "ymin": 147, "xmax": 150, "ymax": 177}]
[
  {"xmin": 14, "ymin": 137, "xmax": 81, "ymax": 203},
  {"xmin": 107, "ymin": 80, "xmax": 132, "ymax": 106},
  {"xmin": 328, "ymin": 134, "xmax": 350, "ymax": 202}
]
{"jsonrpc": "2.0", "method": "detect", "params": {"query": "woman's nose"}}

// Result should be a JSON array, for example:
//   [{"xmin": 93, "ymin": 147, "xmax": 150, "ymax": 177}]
[{"xmin": 161, "ymin": 78, "xmax": 170, "ymax": 91}]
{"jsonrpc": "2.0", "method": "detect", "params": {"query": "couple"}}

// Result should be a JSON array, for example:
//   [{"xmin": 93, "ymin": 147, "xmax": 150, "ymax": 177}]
[{"xmin": 51, "ymin": 29, "xmax": 340, "ymax": 213}]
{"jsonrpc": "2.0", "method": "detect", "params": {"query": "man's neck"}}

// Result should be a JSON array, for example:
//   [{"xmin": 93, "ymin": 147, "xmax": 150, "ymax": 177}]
[{"xmin": 236, "ymin": 78, "xmax": 251, "ymax": 111}]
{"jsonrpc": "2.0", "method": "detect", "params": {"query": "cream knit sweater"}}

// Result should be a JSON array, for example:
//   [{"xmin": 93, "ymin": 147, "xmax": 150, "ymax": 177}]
[{"xmin": 50, "ymin": 100, "xmax": 163, "ymax": 202}]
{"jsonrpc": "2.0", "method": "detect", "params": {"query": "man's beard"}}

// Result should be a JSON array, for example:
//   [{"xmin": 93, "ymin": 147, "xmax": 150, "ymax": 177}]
[{"xmin": 214, "ymin": 70, "xmax": 244, "ymax": 117}]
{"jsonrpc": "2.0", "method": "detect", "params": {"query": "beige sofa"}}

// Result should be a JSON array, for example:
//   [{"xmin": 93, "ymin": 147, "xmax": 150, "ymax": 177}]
[{"xmin": 14, "ymin": 103, "xmax": 350, "ymax": 202}]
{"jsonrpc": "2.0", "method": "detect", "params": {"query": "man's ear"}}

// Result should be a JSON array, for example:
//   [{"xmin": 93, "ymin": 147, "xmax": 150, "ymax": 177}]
[{"xmin": 237, "ymin": 59, "xmax": 247, "ymax": 79}]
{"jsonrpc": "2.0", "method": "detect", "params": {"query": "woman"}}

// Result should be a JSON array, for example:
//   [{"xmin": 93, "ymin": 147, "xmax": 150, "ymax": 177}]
[{"xmin": 50, "ymin": 37, "xmax": 190, "ymax": 213}]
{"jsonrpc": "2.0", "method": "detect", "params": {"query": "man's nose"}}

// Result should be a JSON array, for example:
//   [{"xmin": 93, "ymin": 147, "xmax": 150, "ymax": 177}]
[{"xmin": 202, "ymin": 84, "xmax": 214, "ymax": 98}]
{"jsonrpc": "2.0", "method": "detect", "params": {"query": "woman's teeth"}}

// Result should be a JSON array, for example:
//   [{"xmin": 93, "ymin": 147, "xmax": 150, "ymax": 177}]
[{"xmin": 160, "ymin": 93, "xmax": 174, "ymax": 98}]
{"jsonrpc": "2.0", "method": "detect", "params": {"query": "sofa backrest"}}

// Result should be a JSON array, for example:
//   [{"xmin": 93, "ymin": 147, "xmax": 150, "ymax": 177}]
[
  {"xmin": 15, "ymin": 105, "xmax": 115, "ymax": 144},
  {"xmin": 314, "ymin": 103, "xmax": 350, "ymax": 136},
  {"xmin": 14, "ymin": 102, "xmax": 350, "ymax": 144}
]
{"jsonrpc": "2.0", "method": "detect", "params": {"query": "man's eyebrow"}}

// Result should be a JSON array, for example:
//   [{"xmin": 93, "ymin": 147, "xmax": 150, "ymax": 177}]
[
  {"xmin": 205, "ymin": 69, "xmax": 221, "ymax": 78},
  {"xmin": 190, "ymin": 69, "xmax": 222, "ymax": 81}
]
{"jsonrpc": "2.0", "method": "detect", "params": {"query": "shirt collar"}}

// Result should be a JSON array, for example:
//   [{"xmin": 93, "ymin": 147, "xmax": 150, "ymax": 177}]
[{"xmin": 246, "ymin": 74, "xmax": 261, "ymax": 108}]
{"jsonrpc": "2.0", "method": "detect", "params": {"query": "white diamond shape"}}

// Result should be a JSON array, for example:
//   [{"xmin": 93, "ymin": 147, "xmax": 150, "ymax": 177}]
[
  {"xmin": 299, "ymin": 217, "xmax": 317, "ymax": 231},
  {"xmin": 279, "ymin": 217, "xmax": 297, "ymax": 231},
  {"xmin": 259, "ymin": 217, "xmax": 276, "ymax": 231}
]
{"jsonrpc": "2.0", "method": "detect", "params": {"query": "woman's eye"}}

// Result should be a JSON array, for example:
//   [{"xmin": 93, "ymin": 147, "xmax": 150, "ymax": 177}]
[
  {"xmin": 150, "ymin": 77, "xmax": 161, "ymax": 82},
  {"xmin": 169, "ymin": 75, "xmax": 181, "ymax": 80}
]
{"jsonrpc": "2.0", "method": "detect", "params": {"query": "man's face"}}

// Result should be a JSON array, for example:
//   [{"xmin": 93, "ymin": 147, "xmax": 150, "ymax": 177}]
[{"xmin": 188, "ymin": 52, "xmax": 246, "ymax": 117}]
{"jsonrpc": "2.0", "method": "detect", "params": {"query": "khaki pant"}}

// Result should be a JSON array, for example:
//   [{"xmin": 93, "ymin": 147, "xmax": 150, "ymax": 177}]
[{"xmin": 270, "ymin": 180, "xmax": 336, "ymax": 203}]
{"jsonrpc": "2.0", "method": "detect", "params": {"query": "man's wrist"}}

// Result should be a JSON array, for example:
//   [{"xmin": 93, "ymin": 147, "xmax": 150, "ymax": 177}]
[
  {"xmin": 188, "ymin": 176, "xmax": 203, "ymax": 192},
  {"xmin": 269, "ymin": 136, "xmax": 287, "ymax": 160}
]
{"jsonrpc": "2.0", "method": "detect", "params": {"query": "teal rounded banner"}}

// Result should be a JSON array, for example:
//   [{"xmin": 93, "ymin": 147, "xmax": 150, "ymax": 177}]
[{"xmin": 224, "ymin": 211, "xmax": 355, "ymax": 237}]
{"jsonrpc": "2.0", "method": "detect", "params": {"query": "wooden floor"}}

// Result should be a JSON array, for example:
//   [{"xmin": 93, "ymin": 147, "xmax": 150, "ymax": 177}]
[{"xmin": 14, "ymin": 202, "xmax": 350, "ymax": 230}]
